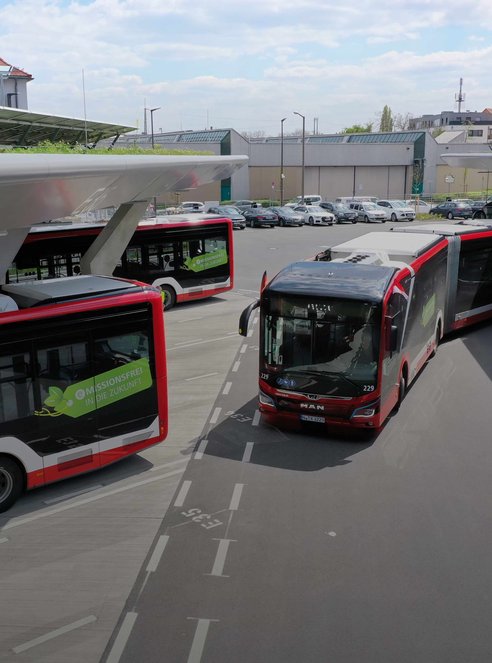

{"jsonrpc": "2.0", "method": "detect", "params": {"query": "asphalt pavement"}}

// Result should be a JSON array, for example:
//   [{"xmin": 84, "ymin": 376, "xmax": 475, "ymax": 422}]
[{"xmin": 1, "ymin": 222, "xmax": 492, "ymax": 663}]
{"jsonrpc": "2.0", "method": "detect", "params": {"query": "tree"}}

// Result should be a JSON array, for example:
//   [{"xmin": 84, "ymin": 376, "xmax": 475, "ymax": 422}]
[
  {"xmin": 393, "ymin": 112, "xmax": 413, "ymax": 131},
  {"xmin": 379, "ymin": 105, "xmax": 393, "ymax": 132},
  {"xmin": 340, "ymin": 123, "xmax": 373, "ymax": 134}
]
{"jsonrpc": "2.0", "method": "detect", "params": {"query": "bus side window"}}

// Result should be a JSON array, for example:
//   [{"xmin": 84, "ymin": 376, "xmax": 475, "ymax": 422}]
[{"xmin": 0, "ymin": 349, "xmax": 34, "ymax": 423}]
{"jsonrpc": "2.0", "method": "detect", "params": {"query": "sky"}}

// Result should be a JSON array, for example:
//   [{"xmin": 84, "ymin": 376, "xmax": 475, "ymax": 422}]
[{"xmin": 1, "ymin": 0, "xmax": 491, "ymax": 137}]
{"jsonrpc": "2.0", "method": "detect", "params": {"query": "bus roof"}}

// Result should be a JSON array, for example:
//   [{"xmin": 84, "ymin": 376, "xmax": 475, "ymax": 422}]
[
  {"xmin": 330, "ymin": 231, "xmax": 442, "ymax": 264},
  {"xmin": 27, "ymin": 215, "xmax": 231, "ymax": 236},
  {"xmin": 1, "ymin": 275, "xmax": 149, "ymax": 309},
  {"xmin": 266, "ymin": 261, "xmax": 396, "ymax": 303},
  {"xmin": 391, "ymin": 222, "xmax": 492, "ymax": 236}
]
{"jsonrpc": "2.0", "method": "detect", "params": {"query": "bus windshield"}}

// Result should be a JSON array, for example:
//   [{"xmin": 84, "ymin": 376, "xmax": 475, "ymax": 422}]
[{"xmin": 263, "ymin": 296, "xmax": 380, "ymax": 396}]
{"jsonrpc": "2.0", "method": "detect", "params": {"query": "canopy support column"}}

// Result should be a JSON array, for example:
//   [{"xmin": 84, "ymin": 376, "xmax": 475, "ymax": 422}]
[{"xmin": 80, "ymin": 200, "xmax": 150, "ymax": 275}]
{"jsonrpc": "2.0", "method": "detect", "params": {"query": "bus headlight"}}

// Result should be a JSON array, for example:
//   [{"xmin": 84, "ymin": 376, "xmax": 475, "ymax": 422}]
[
  {"xmin": 259, "ymin": 390, "xmax": 275, "ymax": 407},
  {"xmin": 351, "ymin": 400, "xmax": 379, "ymax": 419}
]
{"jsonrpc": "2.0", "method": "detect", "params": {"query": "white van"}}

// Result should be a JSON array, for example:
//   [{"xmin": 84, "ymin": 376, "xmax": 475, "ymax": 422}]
[
  {"xmin": 294, "ymin": 195, "xmax": 322, "ymax": 205},
  {"xmin": 335, "ymin": 196, "xmax": 378, "ymax": 204}
]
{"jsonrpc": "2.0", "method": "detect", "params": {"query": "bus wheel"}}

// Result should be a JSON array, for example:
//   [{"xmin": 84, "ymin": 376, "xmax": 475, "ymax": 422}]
[
  {"xmin": 160, "ymin": 285, "xmax": 176, "ymax": 311},
  {"xmin": 430, "ymin": 323, "xmax": 441, "ymax": 358},
  {"xmin": 0, "ymin": 457, "xmax": 23, "ymax": 513},
  {"xmin": 394, "ymin": 373, "xmax": 406, "ymax": 412}
]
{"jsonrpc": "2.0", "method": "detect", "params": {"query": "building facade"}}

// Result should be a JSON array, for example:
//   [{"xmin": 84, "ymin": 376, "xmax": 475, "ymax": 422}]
[{"xmin": 0, "ymin": 57, "xmax": 32, "ymax": 109}]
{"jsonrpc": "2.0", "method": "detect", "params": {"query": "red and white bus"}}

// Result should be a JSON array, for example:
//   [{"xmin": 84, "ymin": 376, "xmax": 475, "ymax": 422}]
[
  {"xmin": 239, "ymin": 222, "xmax": 492, "ymax": 432},
  {"xmin": 0, "ymin": 275, "xmax": 167, "ymax": 511},
  {"xmin": 7, "ymin": 216, "xmax": 234, "ymax": 310}
]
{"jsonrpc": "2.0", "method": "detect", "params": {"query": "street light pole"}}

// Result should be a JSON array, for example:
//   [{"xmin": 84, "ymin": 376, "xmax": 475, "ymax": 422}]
[
  {"xmin": 280, "ymin": 117, "xmax": 286, "ymax": 206},
  {"xmin": 293, "ymin": 112, "xmax": 305, "ymax": 203},
  {"xmin": 149, "ymin": 106, "xmax": 161, "ymax": 149},
  {"xmin": 145, "ymin": 106, "xmax": 161, "ymax": 216}
]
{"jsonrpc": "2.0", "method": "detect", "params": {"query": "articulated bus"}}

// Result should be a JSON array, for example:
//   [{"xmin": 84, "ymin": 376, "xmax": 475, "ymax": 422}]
[
  {"xmin": 0, "ymin": 276, "xmax": 167, "ymax": 511},
  {"xmin": 239, "ymin": 222, "xmax": 492, "ymax": 432},
  {"xmin": 7, "ymin": 216, "xmax": 234, "ymax": 310}
]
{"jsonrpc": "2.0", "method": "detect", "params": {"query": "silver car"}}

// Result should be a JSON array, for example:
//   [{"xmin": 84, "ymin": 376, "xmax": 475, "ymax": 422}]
[
  {"xmin": 377, "ymin": 200, "xmax": 416, "ymax": 222},
  {"xmin": 350, "ymin": 202, "xmax": 387, "ymax": 223}
]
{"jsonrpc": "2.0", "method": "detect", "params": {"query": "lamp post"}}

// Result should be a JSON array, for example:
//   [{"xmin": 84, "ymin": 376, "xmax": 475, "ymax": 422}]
[
  {"xmin": 147, "ymin": 106, "xmax": 161, "ymax": 149},
  {"xmin": 146, "ymin": 106, "xmax": 161, "ymax": 216},
  {"xmin": 293, "ymin": 112, "xmax": 305, "ymax": 204},
  {"xmin": 280, "ymin": 117, "xmax": 286, "ymax": 206}
]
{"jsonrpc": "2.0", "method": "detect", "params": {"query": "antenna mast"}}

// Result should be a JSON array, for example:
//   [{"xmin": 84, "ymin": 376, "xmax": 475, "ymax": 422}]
[{"xmin": 455, "ymin": 78, "xmax": 465, "ymax": 113}]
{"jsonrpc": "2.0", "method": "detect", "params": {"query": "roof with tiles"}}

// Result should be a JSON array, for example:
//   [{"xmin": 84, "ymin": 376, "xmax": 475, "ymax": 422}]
[{"xmin": 0, "ymin": 57, "xmax": 33, "ymax": 79}]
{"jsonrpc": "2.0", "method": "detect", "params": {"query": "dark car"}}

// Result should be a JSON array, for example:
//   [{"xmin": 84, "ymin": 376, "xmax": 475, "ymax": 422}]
[
  {"xmin": 429, "ymin": 201, "xmax": 472, "ymax": 219},
  {"xmin": 242, "ymin": 207, "xmax": 277, "ymax": 228},
  {"xmin": 207, "ymin": 205, "xmax": 246, "ymax": 229},
  {"xmin": 268, "ymin": 206, "xmax": 303, "ymax": 226},
  {"xmin": 234, "ymin": 200, "xmax": 261, "ymax": 211},
  {"xmin": 320, "ymin": 201, "xmax": 358, "ymax": 224}
]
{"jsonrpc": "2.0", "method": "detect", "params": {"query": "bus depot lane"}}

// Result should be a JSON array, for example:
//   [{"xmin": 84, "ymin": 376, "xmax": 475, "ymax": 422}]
[
  {"xmin": 107, "ymin": 225, "xmax": 492, "ymax": 663},
  {"xmin": 1, "ymin": 223, "xmax": 492, "ymax": 662}
]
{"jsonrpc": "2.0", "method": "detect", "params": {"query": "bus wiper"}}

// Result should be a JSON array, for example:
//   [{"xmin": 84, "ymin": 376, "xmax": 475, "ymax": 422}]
[{"xmin": 289, "ymin": 369, "xmax": 362, "ymax": 391}]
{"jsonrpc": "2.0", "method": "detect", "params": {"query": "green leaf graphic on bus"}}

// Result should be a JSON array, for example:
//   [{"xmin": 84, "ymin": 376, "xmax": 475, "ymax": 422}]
[
  {"xmin": 184, "ymin": 249, "xmax": 228, "ymax": 272},
  {"xmin": 35, "ymin": 358, "xmax": 152, "ymax": 418}
]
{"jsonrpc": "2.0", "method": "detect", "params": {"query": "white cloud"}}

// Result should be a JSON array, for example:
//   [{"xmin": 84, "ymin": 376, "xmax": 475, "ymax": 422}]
[{"xmin": 1, "ymin": 0, "xmax": 492, "ymax": 132}]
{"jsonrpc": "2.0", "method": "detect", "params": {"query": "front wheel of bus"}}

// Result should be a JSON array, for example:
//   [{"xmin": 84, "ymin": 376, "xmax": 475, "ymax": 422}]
[
  {"xmin": 0, "ymin": 457, "xmax": 23, "ymax": 513},
  {"xmin": 396, "ymin": 374, "xmax": 406, "ymax": 410},
  {"xmin": 160, "ymin": 285, "xmax": 176, "ymax": 311}
]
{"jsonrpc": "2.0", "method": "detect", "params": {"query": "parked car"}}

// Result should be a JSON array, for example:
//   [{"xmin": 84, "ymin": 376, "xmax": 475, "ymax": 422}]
[
  {"xmin": 234, "ymin": 200, "xmax": 261, "ymax": 210},
  {"xmin": 268, "ymin": 206, "xmax": 303, "ymax": 226},
  {"xmin": 429, "ymin": 201, "xmax": 472, "ymax": 219},
  {"xmin": 242, "ymin": 207, "xmax": 277, "ymax": 228},
  {"xmin": 293, "ymin": 194, "xmax": 323, "ymax": 205},
  {"xmin": 294, "ymin": 205, "xmax": 335, "ymax": 226},
  {"xmin": 452, "ymin": 199, "xmax": 488, "ymax": 219},
  {"xmin": 177, "ymin": 201, "xmax": 205, "ymax": 213},
  {"xmin": 349, "ymin": 202, "xmax": 387, "ymax": 223},
  {"xmin": 376, "ymin": 200, "xmax": 416, "ymax": 222},
  {"xmin": 207, "ymin": 205, "xmax": 246, "ymax": 229},
  {"xmin": 319, "ymin": 201, "xmax": 358, "ymax": 224},
  {"xmin": 405, "ymin": 199, "xmax": 432, "ymax": 214}
]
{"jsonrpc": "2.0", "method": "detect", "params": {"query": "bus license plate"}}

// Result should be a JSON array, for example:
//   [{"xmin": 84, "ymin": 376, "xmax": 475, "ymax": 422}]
[{"xmin": 300, "ymin": 414, "xmax": 325, "ymax": 424}]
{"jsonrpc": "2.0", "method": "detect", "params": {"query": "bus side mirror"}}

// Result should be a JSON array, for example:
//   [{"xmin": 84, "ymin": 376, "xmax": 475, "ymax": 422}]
[
  {"xmin": 385, "ymin": 322, "xmax": 398, "ymax": 352},
  {"xmin": 239, "ymin": 299, "xmax": 260, "ymax": 337}
]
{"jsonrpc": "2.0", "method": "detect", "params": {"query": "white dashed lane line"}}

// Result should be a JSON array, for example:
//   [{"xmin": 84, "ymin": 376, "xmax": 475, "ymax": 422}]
[
  {"xmin": 209, "ymin": 407, "xmax": 222, "ymax": 424},
  {"xmin": 252, "ymin": 410, "xmax": 261, "ymax": 426},
  {"xmin": 146, "ymin": 535, "xmax": 170, "ymax": 573},
  {"xmin": 13, "ymin": 616, "xmax": 97, "ymax": 655},
  {"xmin": 185, "ymin": 372, "xmax": 218, "ymax": 382},
  {"xmin": 207, "ymin": 538, "xmax": 236, "ymax": 578},
  {"xmin": 229, "ymin": 483, "xmax": 244, "ymax": 511},
  {"xmin": 194, "ymin": 439, "xmax": 208, "ymax": 460},
  {"xmin": 242, "ymin": 442, "xmax": 254, "ymax": 463},
  {"xmin": 173, "ymin": 480, "xmax": 192, "ymax": 508},
  {"xmin": 186, "ymin": 619, "xmax": 219, "ymax": 663},
  {"xmin": 232, "ymin": 361, "xmax": 240, "ymax": 372},
  {"xmin": 106, "ymin": 612, "xmax": 138, "ymax": 663},
  {"xmin": 222, "ymin": 382, "xmax": 232, "ymax": 395}
]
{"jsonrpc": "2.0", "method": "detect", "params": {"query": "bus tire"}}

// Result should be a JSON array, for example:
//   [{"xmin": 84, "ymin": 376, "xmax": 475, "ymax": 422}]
[
  {"xmin": 430, "ymin": 323, "xmax": 441, "ymax": 358},
  {"xmin": 160, "ymin": 285, "xmax": 176, "ymax": 311},
  {"xmin": 393, "ymin": 370, "xmax": 407, "ymax": 413},
  {"xmin": 0, "ymin": 456, "xmax": 23, "ymax": 513}
]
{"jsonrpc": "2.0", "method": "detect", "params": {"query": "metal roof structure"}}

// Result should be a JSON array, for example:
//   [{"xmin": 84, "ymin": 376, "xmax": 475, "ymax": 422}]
[
  {"xmin": 0, "ymin": 152, "xmax": 248, "ymax": 281},
  {"xmin": 442, "ymin": 152, "xmax": 492, "ymax": 170},
  {"xmin": 0, "ymin": 106, "xmax": 136, "ymax": 147}
]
